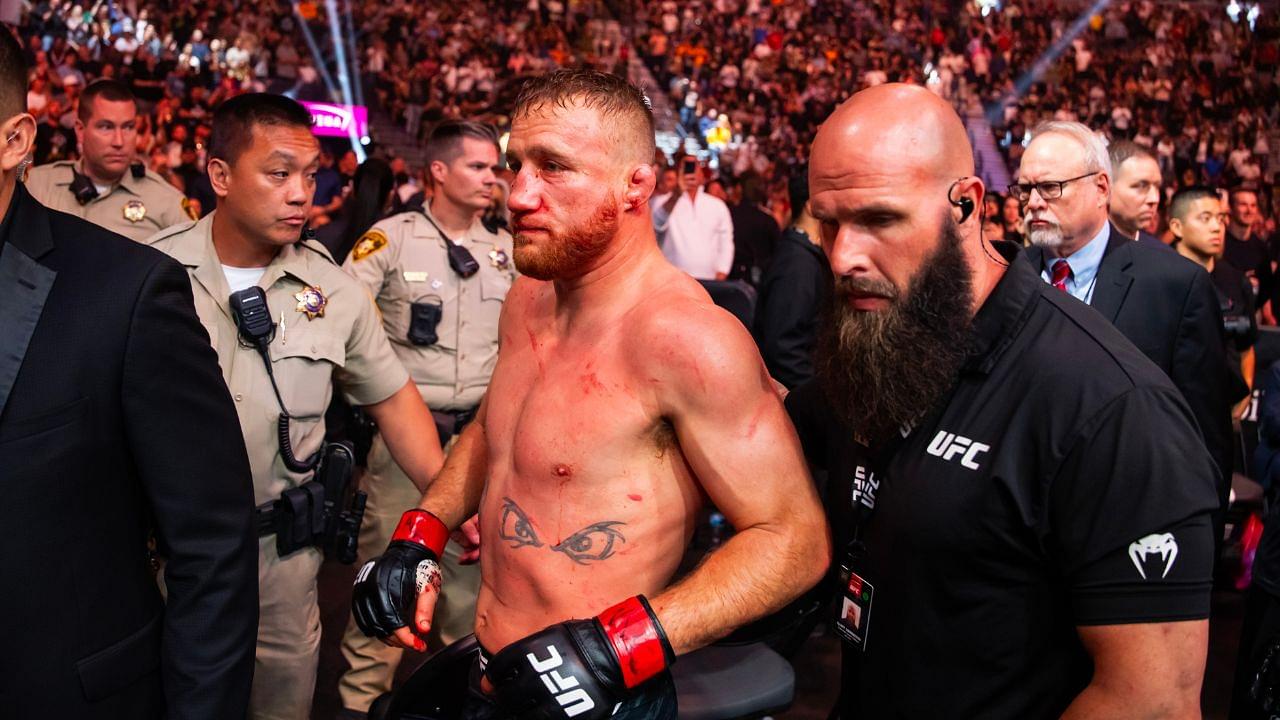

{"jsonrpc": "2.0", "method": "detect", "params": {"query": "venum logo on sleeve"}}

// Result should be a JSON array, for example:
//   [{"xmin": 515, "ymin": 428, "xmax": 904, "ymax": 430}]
[{"xmin": 1128, "ymin": 533, "xmax": 1178, "ymax": 579}]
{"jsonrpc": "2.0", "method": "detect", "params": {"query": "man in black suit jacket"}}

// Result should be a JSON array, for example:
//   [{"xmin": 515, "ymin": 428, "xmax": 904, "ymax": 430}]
[
  {"xmin": 0, "ymin": 30, "xmax": 257, "ymax": 719},
  {"xmin": 1018, "ymin": 121, "xmax": 1233, "ymax": 531}
]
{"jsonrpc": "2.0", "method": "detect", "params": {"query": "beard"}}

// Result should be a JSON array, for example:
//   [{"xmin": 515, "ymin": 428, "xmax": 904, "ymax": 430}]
[
  {"xmin": 1024, "ymin": 216, "xmax": 1065, "ymax": 249},
  {"xmin": 816, "ymin": 216, "xmax": 975, "ymax": 448},
  {"xmin": 512, "ymin": 197, "xmax": 618, "ymax": 280}
]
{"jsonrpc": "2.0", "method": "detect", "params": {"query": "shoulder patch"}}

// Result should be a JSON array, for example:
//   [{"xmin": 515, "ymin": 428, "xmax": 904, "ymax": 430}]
[
  {"xmin": 181, "ymin": 197, "xmax": 199, "ymax": 221},
  {"xmin": 352, "ymin": 229, "xmax": 389, "ymax": 261}
]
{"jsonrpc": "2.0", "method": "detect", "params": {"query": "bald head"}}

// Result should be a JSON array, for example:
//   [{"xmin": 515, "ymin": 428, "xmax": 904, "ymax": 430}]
[
  {"xmin": 807, "ymin": 83, "xmax": 1002, "ymax": 320},
  {"xmin": 812, "ymin": 84, "xmax": 974, "ymax": 192}
]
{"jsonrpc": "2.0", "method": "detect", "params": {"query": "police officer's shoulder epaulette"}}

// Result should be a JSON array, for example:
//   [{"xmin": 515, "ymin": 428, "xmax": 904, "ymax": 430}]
[
  {"xmin": 142, "ymin": 218, "xmax": 198, "ymax": 246},
  {"xmin": 299, "ymin": 236, "xmax": 338, "ymax": 266}
]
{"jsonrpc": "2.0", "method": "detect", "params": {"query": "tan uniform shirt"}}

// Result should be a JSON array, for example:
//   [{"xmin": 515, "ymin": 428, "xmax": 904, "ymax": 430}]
[
  {"xmin": 25, "ymin": 160, "xmax": 195, "ymax": 242},
  {"xmin": 342, "ymin": 207, "xmax": 515, "ymax": 412},
  {"xmin": 146, "ymin": 212, "xmax": 409, "ymax": 505}
]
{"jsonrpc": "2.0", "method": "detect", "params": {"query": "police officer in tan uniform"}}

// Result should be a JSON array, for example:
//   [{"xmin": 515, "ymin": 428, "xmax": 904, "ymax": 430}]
[
  {"xmin": 146, "ymin": 94, "xmax": 444, "ymax": 720},
  {"xmin": 25, "ymin": 79, "xmax": 194, "ymax": 242},
  {"xmin": 337, "ymin": 120, "xmax": 513, "ymax": 717}
]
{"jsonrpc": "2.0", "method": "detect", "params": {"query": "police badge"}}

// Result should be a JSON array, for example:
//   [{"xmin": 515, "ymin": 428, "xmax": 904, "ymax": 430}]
[
  {"xmin": 489, "ymin": 248, "xmax": 510, "ymax": 269},
  {"xmin": 294, "ymin": 286, "xmax": 327, "ymax": 320},
  {"xmin": 123, "ymin": 199, "xmax": 147, "ymax": 223}
]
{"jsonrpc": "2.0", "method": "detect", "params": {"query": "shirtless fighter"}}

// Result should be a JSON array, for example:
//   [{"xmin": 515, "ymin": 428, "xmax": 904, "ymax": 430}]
[{"xmin": 351, "ymin": 69, "xmax": 830, "ymax": 718}]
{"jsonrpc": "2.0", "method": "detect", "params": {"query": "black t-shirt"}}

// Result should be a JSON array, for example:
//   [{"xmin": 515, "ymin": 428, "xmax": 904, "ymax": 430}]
[
  {"xmin": 1224, "ymin": 230, "xmax": 1272, "ymax": 301},
  {"xmin": 786, "ymin": 245, "xmax": 1219, "ymax": 717}
]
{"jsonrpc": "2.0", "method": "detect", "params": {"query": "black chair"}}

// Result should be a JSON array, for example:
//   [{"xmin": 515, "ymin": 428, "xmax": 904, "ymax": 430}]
[
  {"xmin": 367, "ymin": 635, "xmax": 479, "ymax": 720},
  {"xmin": 699, "ymin": 279, "xmax": 757, "ymax": 330}
]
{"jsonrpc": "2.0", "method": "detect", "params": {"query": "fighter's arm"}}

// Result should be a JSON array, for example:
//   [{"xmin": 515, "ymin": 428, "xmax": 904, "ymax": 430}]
[
  {"xmin": 1062, "ymin": 621, "xmax": 1206, "ymax": 719},
  {"xmin": 647, "ymin": 304, "xmax": 830, "ymax": 653}
]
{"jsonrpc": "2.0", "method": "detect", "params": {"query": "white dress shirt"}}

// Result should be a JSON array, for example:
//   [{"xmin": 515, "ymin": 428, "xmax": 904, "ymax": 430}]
[{"xmin": 652, "ymin": 189, "xmax": 735, "ymax": 280}]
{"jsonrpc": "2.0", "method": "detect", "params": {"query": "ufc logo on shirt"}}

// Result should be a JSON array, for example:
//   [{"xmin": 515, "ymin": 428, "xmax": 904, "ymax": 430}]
[
  {"xmin": 526, "ymin": 644, "xmax": 597, "ymax": 717},
  {"xmin": 926, "ymin": 431, "xmax": 991, "ymax": 471},
  {"xmin": 851, "ymin": 465, "xmax": 879, "ymax": 510}
]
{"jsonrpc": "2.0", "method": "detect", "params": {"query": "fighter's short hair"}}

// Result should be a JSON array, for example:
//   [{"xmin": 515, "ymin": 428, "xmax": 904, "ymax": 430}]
[
  {"xmin": 512, "ymin": 69, "xmax": 656, "ymax": 165},
  {"xmin": 0, "ymin": 25, "xmax": 27, "ymax": 119},
  {"xmin": 1169, "ymin": 185, "xmax": 1220, "ymax": 222},
  {"xmin": 78, "ymin": 79, "xmax": 137, "ymax": 123},
  {"xmin": 424, "ymin": 120, "xmax": 499, "ymax": 168},
  {"xmin": 209, "ymin": 93, "xmax": 313, "ymax": 165}
]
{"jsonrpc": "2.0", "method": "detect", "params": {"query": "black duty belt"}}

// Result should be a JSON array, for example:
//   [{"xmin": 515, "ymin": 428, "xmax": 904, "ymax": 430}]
[
  {"xmin": 256, "ymin": 485, "xmax": 323, "ymax": 539},
  {"xmin": 432, "ymin": 406, "xmax": 479, "ymax": 443}
]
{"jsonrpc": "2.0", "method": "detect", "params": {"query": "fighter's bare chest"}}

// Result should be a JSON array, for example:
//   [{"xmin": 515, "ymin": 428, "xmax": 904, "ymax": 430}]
[{"xmin": 484, "ymin": 332, "xmax": 661, "ymax": 476}]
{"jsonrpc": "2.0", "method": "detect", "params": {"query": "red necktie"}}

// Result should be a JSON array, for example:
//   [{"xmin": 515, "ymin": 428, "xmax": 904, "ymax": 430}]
[{"xmin": 1050, "ymin": 259, "xmax": 1072, "ymax": 292}]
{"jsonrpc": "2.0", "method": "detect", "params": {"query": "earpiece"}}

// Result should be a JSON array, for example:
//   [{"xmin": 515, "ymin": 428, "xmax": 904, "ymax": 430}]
[{"xmin": 948, "ymin": 179, "xmax": 975, "ymax": 224}]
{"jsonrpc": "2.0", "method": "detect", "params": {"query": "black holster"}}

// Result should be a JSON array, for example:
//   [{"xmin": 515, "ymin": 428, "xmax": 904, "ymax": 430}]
[{"xmin": 256, "ymin": 441, "xmax": 366, "ymax": 562}]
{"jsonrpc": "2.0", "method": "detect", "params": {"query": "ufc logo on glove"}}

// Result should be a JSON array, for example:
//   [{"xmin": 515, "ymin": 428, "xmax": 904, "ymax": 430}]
[{"xmin": 526, "ymin": 644, "xmax": 607, "ymax": 717}]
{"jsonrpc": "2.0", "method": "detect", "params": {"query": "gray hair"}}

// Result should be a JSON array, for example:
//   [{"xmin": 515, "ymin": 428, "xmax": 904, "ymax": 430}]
[{"xmin": 1028, "ymin": 121, "xmax": 1113, "ymax": 179}]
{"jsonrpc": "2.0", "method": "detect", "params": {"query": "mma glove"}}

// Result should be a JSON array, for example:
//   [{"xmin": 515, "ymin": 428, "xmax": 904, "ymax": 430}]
[
  {"xmin": 351, "ymin": 509, "xmax": 450, "ymax": 639},
  {"xmin": 486, "ymin": 595, "xmax": 676, "ymax": 720}
]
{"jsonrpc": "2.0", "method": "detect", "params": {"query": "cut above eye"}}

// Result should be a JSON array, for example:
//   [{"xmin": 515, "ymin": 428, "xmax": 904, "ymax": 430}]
[{"xmin": 551, "ymin": 521, "xmax": 626, "ymax": 564}]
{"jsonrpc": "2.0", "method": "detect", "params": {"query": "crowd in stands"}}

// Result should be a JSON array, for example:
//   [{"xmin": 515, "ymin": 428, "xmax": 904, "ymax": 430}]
[
  {"xmin": 10, "ymin": 0, "xmax": 1280, "ymax": 251},
  {"xmin": 631, "ymin": 0, "xmax": 1278, "ymax": 240}
]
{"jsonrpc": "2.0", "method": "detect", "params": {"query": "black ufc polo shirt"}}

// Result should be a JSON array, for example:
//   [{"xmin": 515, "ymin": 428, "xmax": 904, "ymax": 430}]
[{"xmin": 787, "ymin": 245, "xmax": 1219, "ymax": 718}]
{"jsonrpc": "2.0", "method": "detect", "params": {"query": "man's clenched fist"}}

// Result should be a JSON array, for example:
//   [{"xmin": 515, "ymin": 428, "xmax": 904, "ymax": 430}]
[
  {"xmin": 485, "ymin": 596, "xmax": 675, "ymax": 720},
  {"xmin": 351, "ymin": 509, "xmax": 450, "ymax": 640}
]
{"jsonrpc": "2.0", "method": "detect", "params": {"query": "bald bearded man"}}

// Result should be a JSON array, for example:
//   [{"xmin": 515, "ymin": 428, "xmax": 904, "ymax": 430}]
[
  {"xmin": 351, "ymin": 70, "xmax": 829, "ymax": 719},
  {"xmin": 785, "ymin": 84, "xmax": 1217, "ymax": 717}
]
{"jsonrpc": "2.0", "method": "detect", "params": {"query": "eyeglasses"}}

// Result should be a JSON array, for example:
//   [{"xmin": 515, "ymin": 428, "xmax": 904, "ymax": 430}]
[{"xmin": 1007, "ymin": 172, "xmax": 1100, "ymax": 203}]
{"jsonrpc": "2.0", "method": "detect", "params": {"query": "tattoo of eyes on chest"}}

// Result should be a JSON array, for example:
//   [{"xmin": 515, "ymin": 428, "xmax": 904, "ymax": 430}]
[{"xmin": 498, "ymin": 497, "xmax": 627, "ymax": 564}]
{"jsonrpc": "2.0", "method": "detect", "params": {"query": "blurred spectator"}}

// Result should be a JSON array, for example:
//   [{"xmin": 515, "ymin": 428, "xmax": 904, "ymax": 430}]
[
  {"xmin": 727, "ymin": 174, "xmax": 781, "ymax": 286},
  {"xmin": 1000, "ymin": 192, "xmax": 1023, "ymax": 244},
  {"xmin": 754, "ymin": 170, "xmax": 829, "ymax": 390},
  {"xmin": 653, "ymin": 157, "xmax": 734, "ymax": 280},
  {"xmin": 317, "ymin": 157, "xmax": 396, "ymax": 264},
  {"xmin": 1170, "ymin": 186, "xmax": 1255, "ymax": 411},
  {"xmin": 1224, "ymin": 187, "xmax": 1272, "ymax": 309}
]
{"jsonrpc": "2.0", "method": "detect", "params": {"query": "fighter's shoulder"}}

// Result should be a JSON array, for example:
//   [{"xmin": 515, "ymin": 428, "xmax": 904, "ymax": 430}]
[{"xmin": 626, "ymin": 276, "xmax": 760, "ymax": 384}]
